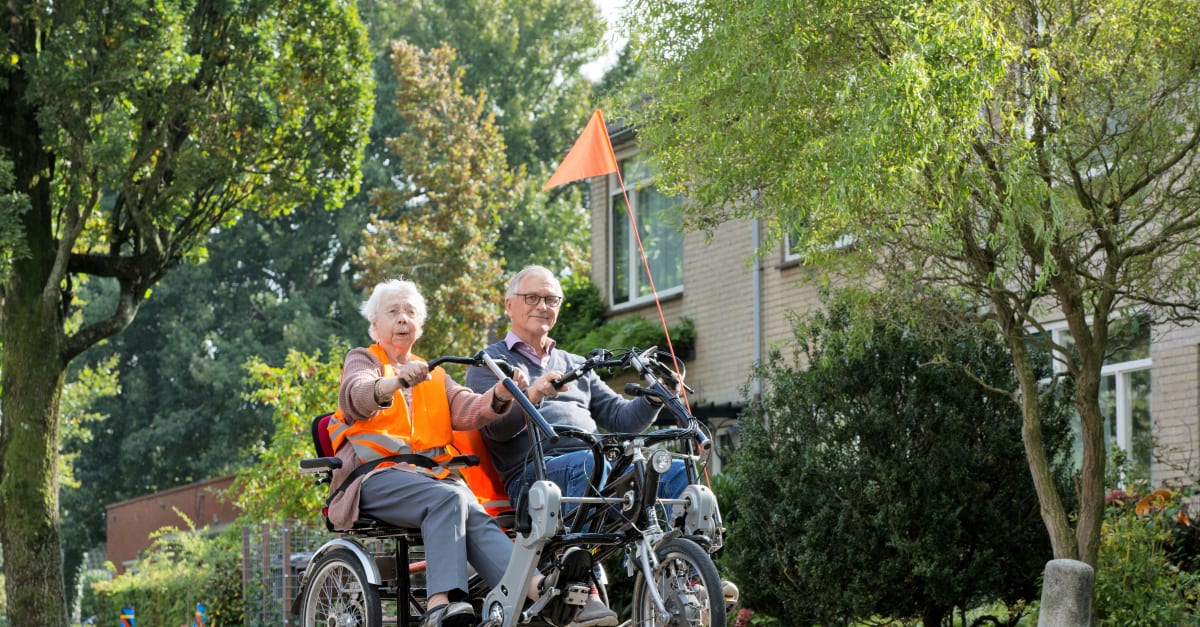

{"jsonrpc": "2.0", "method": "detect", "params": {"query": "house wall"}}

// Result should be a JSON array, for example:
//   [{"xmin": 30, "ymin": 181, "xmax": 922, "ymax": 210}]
[
  {"xmin": 105, "ymin": 475, "xmax": 240, "ymax": 573},
  {"xmin": 1151, "ymin": 322, "xmax": 1200, "ymax": 487},
  {"xmin": 587, "ymin": 173, "xmax": 828, "ymax": 409}
]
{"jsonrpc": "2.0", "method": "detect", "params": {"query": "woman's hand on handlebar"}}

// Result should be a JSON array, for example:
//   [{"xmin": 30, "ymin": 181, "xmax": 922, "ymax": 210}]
[
  {"xmin": 527, "ymin": 370, "xmax": 564, "ymax": 405},
  {"xmin": 385, "ymin": 360, "xmax": 431, "ymax": 392}
]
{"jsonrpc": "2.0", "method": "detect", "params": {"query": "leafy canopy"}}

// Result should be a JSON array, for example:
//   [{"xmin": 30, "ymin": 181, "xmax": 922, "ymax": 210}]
[
  {"xmin": 624, "ymin": 0, "xmax": 1200, "ymax": 566},
  {"xmin": 357, "ymin": 41, "xmax": 511, "ymax": 358}
]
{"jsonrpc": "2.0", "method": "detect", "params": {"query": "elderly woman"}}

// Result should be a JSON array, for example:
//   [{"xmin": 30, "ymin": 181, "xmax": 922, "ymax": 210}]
[{"xmin": 326, "ymin": 279, "xmax": 560, "ymax": 627}]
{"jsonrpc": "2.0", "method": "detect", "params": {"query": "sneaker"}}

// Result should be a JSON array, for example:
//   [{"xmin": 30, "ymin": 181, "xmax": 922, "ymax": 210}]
[
  {"xmin": 567, "ymin": 594, "xmax": 618, "ymax": 627},
  {"xmin": 421, "ymin": 601, "xmax": 475, "ymax": 627}
]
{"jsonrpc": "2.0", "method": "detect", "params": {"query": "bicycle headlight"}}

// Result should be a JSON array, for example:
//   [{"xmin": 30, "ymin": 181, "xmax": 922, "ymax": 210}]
[{"xmin": 650, "ymin": 449, "xmax": 673, "ymax": 475}]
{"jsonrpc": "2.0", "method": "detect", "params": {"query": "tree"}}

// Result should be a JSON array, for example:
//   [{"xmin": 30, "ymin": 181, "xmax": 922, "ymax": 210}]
[
  {"xmin": 360, "ymin": 0, "xmax": 601, "ymax": 275},
  {"xmin": 624, "ymin": 0, "xmax": 1200, "ymax": 567},
  {"xmin": 726, "ymin": 291, "xmax": 1074, "ymax": 624},
  {"xmin": 59, "ymin": 204, "xmax": 367, "ymax": 596},
  {"xmin": 232, "ymin": 342, "xmax": 349, "ymax": 523},
  {"xmin": 0, "ymin": 0, "xmax": 373, "ymax": 621},
  {"xmin": 356, "ymin": 41, "xmax": 512, "ymax": 358}
]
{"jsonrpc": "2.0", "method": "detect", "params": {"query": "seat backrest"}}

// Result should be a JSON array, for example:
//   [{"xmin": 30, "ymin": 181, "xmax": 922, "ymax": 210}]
[
  {"xmin": 311, "ymin": 412, "xmax": 336, "ymax": 458},
  {"xmin": 450, "ymin": 428, "xmax": 512, "ymax": 517}
]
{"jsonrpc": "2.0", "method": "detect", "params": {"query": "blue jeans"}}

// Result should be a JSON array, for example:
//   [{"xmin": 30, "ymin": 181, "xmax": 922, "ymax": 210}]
[{"xmin": 506, "ymin": 449, "xmax": 690, "ymax": 514}]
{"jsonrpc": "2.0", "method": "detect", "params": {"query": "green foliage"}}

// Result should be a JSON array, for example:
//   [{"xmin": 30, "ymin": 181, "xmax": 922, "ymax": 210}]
[
  {"xmin": 1094, "ymin": 488, "xmax": 1200, "ymax": 624},
  {"xmin": 358, "ymin": 42, "xmax": 509, "ymax": 358},
  {"xmin": 231, "ymin": 342, "xmax": 348, "ymax": 522},
  {"xmin": 366, "ymin": 0, "xmax": 604, "ymax": 169},
  {"xmin": 561, "ymin": 316, "xmax": 695, "ymax": 358},
  {"xmin": 0, "ymin": 156, "xmax": 30, "ymax": 286},
  {"xmin": 724, "ymin": 291, "xmax": 1074, "ymax": 625},
  {"xmin": 58, "ymin": 353, "xmax": 119, "ymax": 490},
  {"xmin": 90, "ymin": 518, "xmax": 243, "ymax": 627},
  {"xmin": 552, "ymin": 275, "xmax": 609, "ymax": 349},
  {"xmin": 624, "ymin": 0, "xmax": 1200, "ymax": 566},
  {"xmin": 554, "ymin": 274, "xmax": 695, "ymax": 357},
  {"xmin": 356, "ymin": 0, "xmax": 599, "ymax": 276}
]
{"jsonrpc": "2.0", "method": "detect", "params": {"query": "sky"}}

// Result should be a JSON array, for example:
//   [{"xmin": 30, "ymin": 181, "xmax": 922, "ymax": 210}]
[{"xmin": 581, "ymin": 0, "xmax": 629, "ymax": 82}]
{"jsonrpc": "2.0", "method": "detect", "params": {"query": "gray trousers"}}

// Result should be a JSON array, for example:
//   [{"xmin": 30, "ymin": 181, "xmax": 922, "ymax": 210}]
[{"xmin": 359, "ymin": 467, "xmax": 512, "ymax": 598}]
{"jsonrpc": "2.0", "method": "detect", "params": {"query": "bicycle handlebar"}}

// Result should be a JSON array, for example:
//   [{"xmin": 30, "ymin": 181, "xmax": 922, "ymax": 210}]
[
  {"xmin": 550, "ymin": 346, "xmax": 711, "ymax": 452},
  {"xmin": 551, "ymin": 348, "xmax": 620, "ymax": 389}
]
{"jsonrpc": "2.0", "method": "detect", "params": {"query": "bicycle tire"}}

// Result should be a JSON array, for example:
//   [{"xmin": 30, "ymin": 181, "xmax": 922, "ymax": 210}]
[
  {"xmin": 631, "ymin": 537, "xmax": 725, "ymax": 627},
  {"xmin": 299, "ymin": 547, "xmax": 382, "ymax": 627}
]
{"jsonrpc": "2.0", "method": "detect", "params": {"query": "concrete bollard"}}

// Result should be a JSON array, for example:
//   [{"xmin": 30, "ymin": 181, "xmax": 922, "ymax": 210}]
[{"xmin": 1038, "ymin": 559, "xmax": 1094, "ymax": 626}]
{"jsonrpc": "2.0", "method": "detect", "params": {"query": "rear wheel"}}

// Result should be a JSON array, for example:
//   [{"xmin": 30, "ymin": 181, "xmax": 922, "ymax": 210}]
[
  {"xmin": 632, "ymin": 538, "xmax": 724, "ymax": 627},
  {"xmin": 299, "ymin": 548, "xmax": 382, "ymax": 627}
]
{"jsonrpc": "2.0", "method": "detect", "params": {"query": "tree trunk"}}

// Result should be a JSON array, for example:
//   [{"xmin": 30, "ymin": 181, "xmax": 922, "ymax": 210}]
[
  {"xmin": 1, "ymin": 270, "xmax": 70, "ymax": 625},
  {"xmin": 1006, "ymin": 328, "xmax": 1079, "ymax": 561},
  {"xmin": 1072, "ymin": 368, "xmax": 1106, "ymax": 567},
  {"xmin": 0, "ymin": 38, "xmax": 70, "ymax": 620}
]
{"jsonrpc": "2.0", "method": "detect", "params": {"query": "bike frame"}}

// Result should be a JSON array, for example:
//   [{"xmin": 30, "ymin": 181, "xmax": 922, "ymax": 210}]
[
  {"xmin": 478, "ymin": 348, "xmax": 725, "ymax": 626},
  {"xmin": 298, "ymin": 348, "xmax": 725, "ymax": 627}
]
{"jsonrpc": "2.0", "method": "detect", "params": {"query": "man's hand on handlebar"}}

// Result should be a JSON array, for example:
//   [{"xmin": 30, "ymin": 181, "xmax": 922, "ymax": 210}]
[
  {"xmin": 492, "ymin": 367, "xmax": 530, "ymax": 404},
  {"xmin": 528, "ymin": 370, "xmax": 564, "ymax": 405}
]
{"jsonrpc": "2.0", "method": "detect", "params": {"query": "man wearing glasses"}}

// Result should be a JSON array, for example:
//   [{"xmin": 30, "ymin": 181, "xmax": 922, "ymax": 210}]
[{"xmin": 465, "ymin": 264, "xmax": 683, "ymax": 627}]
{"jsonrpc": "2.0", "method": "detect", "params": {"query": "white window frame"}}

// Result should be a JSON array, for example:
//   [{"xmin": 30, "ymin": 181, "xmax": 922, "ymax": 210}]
[
  {"xmin": 782, "ymin": 229, "xmax": 854, "ymax": 264},
  {"xmin": 1039, "ymin": 320, "xmax": 1153, "ymax": 475},
  {"xmin": 607, "ymin": 155, "xmax": 684, "ymax": 309}
]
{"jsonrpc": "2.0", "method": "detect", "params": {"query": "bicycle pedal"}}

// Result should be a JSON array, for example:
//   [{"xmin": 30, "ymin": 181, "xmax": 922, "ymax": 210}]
[{"xmin": 563, "ymin": 582, "xmax": 589, "ymax": 607}]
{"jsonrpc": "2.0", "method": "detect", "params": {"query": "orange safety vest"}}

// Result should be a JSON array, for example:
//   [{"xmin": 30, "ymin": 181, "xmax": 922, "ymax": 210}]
[
  {"xmin": 328, "ymin": 344, "xmax": 453, "ymax": 467},
  {"xmin": 449, "ymin": 428, "xmax": 512, "ymax": 516}
]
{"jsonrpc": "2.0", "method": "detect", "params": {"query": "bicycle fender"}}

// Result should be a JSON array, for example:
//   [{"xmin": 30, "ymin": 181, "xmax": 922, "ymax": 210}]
[{"xmin": 308, "ymin": 537, "xmax": 382, "ymax": 585}]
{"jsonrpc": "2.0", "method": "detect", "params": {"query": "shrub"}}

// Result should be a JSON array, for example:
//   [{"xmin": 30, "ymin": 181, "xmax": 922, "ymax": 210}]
[
  {"xmin": 723, "ymin": 291, "xmax": 1074, "ymax": 625},
  {"xmin": 1094, "ymin": 487, "xmax": 1200, "ymax": 624},
  {"xmin": 91, "ymin": 517, "xmax": 243, "ymax": 627}
]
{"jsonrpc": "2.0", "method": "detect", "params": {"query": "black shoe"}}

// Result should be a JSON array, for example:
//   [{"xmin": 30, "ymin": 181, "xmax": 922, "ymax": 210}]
[{"xmin": 421, "ymin": 601, "xmax": 475, "ymax": 627}]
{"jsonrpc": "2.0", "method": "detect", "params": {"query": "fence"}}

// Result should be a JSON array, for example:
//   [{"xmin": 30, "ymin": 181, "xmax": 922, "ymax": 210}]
[{"xmin": 240, "ymin": 519, "xmax": 331, "ymax": 626}]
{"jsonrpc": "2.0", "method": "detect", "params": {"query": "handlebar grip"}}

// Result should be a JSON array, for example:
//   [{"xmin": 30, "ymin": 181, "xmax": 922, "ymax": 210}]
[
  {"xmin": 552, "ymin": 369, "xmax": 582, "ymax": 389},
  {"xmin": 623, "ymin": 382, "xmax": 647, "ymax": 397}
]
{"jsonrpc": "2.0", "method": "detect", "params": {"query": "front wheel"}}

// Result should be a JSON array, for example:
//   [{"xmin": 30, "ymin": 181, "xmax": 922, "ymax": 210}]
[
  {"xmin": 299, "ymin": 548, "xmax": 382, "ymax": 627},
  {"xmin": 632, "ymin": 538, "xmax": 725, "ymax": 627}
]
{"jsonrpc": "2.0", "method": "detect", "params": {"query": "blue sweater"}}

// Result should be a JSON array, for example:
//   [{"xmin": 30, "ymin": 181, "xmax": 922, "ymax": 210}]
[{"xmin": 464, "ymin": 341, "xmax": 661, "ymax": 485}]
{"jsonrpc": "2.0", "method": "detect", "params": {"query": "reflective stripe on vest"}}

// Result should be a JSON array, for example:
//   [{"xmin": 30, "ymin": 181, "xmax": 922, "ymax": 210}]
[{"xmin": 328, "ymin": 344, "xmax": 453, "ymax": 474}]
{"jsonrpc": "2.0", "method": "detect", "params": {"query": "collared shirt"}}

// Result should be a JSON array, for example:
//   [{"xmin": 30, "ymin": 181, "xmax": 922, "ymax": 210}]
[{"xmin": 504, "ymin": 331, "xmax": 556, "ymax": 369}]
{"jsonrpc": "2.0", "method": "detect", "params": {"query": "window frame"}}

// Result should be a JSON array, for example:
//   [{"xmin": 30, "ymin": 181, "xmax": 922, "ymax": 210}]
[
  {"xmin": 1038, "ymin": 320, "xmax": 1153, "ymax": 479},
  {"xmin": 782, "ymin": 229, "xmax": 855, "ymax": 265},
  {"xmin": 606, "ymin": 154, "xmax": 684, "ymax": 310}
]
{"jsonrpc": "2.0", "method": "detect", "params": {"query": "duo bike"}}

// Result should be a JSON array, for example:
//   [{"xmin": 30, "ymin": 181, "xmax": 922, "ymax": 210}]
[{"xmin": 296, "ymin": 347, "xmax": 729, "ymax": 627}]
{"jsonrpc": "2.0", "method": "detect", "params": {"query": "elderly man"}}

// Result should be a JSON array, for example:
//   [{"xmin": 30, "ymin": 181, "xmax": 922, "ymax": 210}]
[{"xmin": 465, "ymin": 265, "xmax": 691, "ymax": 627}]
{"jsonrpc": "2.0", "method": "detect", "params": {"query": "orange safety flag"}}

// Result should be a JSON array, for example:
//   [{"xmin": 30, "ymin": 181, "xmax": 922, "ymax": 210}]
[{"xmin": 542, "ymin": 109, "xmax": 619, "ymax": 190}]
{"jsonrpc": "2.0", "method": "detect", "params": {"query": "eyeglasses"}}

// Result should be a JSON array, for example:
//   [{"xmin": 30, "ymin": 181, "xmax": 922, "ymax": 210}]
[{"xmin": 514, "ymin": 293, "xmax": 563, "ymax": 308}]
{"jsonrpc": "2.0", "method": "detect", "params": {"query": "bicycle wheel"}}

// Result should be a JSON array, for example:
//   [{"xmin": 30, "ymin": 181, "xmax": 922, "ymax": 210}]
[
  {"xmin": 631, "ymin": 538, "xmax": 725, "ymax": 627},
  {"xmin": 299, "ymin": 548, "xmax": 382, "ymax": 627}
]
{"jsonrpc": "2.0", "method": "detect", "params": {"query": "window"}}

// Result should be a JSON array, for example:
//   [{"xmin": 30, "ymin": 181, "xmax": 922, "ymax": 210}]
[
  {"xmin": 609, "ymin": 156, "xmax": 683, "ymax": 306},
  {"xmin": 782, "ymin": 226, "xmax": 854, "ymax": 264},
  {"xmin": 1040, "ymin": 320, "xmax": 1153, "ymax": 483},
  {"xmin": 783, "ymin": 232, "xmax": 804, "ymax": 264}
]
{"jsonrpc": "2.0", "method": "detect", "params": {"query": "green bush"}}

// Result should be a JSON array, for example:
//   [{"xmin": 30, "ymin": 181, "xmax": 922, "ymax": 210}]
[
  {"xmin": 552, "ymin": 275, "xmax": 695, "ymax": 358},
  {"xmin": 1094, "ymin": 487, "xmax": 1200, "ymax": 624},
  {"xmin": 562, "ymin": 315, "xmax": 695, "ymax": 357},
  {"xmin": 724, "ymin": 291, "xmax": 1074, "ymax": 626},
  {"xmin": 91, "ymin": 518, "xmax": 243, "ymax": 627}
]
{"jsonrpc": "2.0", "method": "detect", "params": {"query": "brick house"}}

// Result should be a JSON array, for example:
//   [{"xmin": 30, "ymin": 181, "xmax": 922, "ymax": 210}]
[
  {"xmin": 105, "ymin": 475, "xmax": 240, "ymax": 573},
  {"xmin": 582, "ymin": 125, "xmax": 1200, "ymax": 487}
]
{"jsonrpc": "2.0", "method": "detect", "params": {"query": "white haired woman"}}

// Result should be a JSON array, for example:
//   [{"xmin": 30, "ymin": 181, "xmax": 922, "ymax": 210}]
[{"xmin": 325, "ymin": 279, "xmax": 561, "ymax": 627}]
